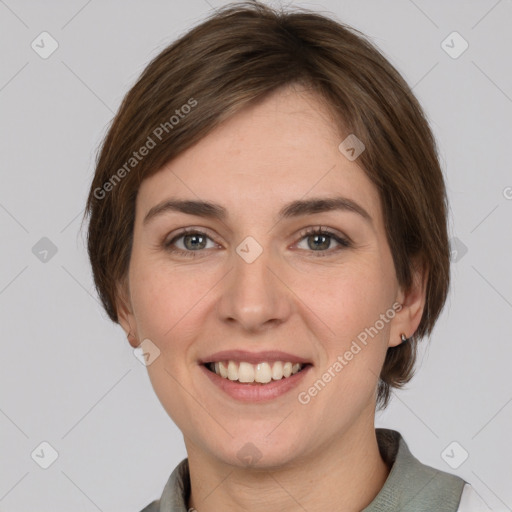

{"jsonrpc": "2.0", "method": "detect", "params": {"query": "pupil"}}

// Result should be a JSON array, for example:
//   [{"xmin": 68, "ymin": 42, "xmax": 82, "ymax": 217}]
[
  {"xmin": 310, "ymin": 234, "xmax": 329, "ymax": 250},
  {"xmin": 185, "ymin": 234, "xmax": 206, "ymax": 250}
]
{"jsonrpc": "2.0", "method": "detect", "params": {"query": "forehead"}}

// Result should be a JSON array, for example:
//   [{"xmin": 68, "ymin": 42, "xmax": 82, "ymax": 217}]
[{"xmin": 137, "ymin": 86, "xmax": 381, "ymax": 225}]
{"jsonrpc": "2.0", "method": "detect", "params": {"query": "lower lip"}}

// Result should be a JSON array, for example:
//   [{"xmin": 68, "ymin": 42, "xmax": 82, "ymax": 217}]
[{"xmin": 200, "ymin": 364, "xmax": 312, "ymax": 402}]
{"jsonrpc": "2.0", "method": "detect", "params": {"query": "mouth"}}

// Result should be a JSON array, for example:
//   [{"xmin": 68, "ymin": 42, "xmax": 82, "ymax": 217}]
[{"xmin": 203, "ymin": 360, "xmax": 312, "ymax": 385}]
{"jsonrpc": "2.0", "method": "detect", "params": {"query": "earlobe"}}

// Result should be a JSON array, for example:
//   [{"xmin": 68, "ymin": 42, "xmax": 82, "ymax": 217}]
[{"xmin": 126, "ymin": 330, "xmax": 139, "ymax": 348}]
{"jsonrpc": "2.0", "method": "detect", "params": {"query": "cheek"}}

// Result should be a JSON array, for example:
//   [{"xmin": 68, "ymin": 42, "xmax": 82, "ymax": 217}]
[
  {"xmin": 295, "ymin": 258, "xmax": 393, "ymax": 395},
  {"xmin": 128, "ymin": 254, "xmax": 206, "ymax": 343},
  {"xmin": 295, "ymin": 257, "xmax": 393, "ymax": 336},
  {"xmin": 128, "ymin": 259, "xmax": 210, "ymax": 425}
]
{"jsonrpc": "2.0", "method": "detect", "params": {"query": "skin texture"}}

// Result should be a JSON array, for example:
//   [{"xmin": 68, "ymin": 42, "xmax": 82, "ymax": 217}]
[{"xmin": 117, "ymin": 84, "xmax": 427, "ymax": 512}]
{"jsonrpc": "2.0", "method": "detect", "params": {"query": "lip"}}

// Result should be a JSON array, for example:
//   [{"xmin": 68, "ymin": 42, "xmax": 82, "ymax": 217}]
[
  {"xmin": 198, "ymin": 349, "xmax": 312, "ymax": 365},
  {"xmin": 200, "ymin": 362, "xmax": 313, "ymax": 402}
]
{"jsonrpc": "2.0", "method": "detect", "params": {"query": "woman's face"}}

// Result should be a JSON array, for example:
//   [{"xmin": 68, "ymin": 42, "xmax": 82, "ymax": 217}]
[{"xmin": 119, "ymin": 85, "xmax": 424, "ymax": 468}]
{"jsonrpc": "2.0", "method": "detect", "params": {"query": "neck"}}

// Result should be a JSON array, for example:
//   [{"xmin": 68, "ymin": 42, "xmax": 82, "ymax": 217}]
[{"xmin": 186, "ymin": 417, "xmax": 389, "ymax": 512}]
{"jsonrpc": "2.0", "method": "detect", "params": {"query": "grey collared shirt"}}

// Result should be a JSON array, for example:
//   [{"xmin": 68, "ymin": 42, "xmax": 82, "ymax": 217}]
[{"xmin": 141, "ymin": 428, "xmax": 471, "ymax": 512}]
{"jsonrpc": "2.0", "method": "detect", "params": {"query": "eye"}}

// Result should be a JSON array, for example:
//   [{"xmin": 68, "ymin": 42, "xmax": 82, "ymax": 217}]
[
  {"xmin": 162, "ymin": 225, "xmax": 351, "ymax": 259},
  {"xmin": 163, "ymin": 228, "xmax": 218, "ymax": 258},
  {"xmin": 295, "ymin": 226, "xmax": 351, "ymax": 255}
]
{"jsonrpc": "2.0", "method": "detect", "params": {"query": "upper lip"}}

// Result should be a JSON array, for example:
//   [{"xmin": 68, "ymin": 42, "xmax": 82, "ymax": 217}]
[{"xmin": 199, "ymin": 350, "xmax": 312, "ymax": 365}]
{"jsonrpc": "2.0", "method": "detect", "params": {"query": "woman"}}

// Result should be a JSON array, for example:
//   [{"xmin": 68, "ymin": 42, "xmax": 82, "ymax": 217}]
[{"xmin": 85, "ymin": 2, "xmax": 489, "ymax": 510}]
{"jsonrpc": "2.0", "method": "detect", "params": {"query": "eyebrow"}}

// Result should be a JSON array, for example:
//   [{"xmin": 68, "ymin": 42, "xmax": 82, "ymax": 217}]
[{"xmin": 143, "ymin": 196, "xmax": 372, "ymax": 225}]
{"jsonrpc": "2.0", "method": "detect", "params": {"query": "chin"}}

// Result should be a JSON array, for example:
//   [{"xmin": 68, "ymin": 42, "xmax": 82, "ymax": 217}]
[{"xmin": 207, "ymin": 431, "xmax": 305, "ymax": 470}]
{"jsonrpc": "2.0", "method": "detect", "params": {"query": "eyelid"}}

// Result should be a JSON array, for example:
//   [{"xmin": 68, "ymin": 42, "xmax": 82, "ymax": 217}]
[
  {"xmin": 163, "ymin": 224, "xmax": 352, "ymax": 258},
  {"xmin": 293, "ymin": 225, "xmax": 352, "ymax": 251},
  {"xmin": 163, "ymin": 226, "xmax": 221, "ymax": 248}
]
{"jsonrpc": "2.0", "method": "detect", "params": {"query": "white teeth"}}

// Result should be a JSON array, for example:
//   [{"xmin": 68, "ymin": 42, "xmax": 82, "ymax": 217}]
[
  {"xmin": 209, "ymin": 360, "xmax": 305, "ymax": 383},
  {"xmin": 238, "ymin": 362, "xmax": 255, "ymax": 383},
  {"xmin": 227, "ymin": 361, "xmax": 238, "ymax": 381},
  {"xmin": 255, "ymin": 362, "xmax": 272, "ymax": 383},
  {"xmin": 218, "ymin": 361, "xmax": 228, "ymax": 378},
  {"xmin": 271, "ymin": 361, "xmax": 283, "ymax": 380}
]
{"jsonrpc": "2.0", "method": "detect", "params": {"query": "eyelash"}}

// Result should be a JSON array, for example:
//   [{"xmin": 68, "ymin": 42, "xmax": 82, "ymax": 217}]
[{"xmin": 163, "ymin": 226, "xmax": 351, "ymax": 259}]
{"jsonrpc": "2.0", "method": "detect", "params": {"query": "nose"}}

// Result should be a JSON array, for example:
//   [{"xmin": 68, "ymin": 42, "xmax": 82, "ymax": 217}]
[{"xmin": 216, "ymin": 241, "xmax": 293, "ymax": 333}]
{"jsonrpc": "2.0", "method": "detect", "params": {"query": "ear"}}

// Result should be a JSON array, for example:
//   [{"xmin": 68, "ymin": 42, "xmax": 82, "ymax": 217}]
[
  {"xmin": 388, "ymin": 257, "xmax": 428, "ymax": 348},
  {"xmin": 115, "ymin": 278, "xmax": 139, "ymax": 349}
]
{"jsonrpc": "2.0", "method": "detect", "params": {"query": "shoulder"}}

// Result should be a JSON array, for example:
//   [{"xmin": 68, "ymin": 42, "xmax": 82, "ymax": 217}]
[
  {"xmin": 457, "ymin": 483, "xmax": 492, "ymax": 512},
  {"xmin": 138, "ymin": 457, "xmax": 190, "ymax": 512},
  {"xmin": 367, "ymin": 429, "xmax": 467, "ymax": 511}
]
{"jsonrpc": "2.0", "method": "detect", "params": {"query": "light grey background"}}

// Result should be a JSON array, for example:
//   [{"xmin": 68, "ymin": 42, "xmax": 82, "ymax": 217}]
[{"xmin": 1, "ymin": 0, "xmax": 511, "ymax": 510}]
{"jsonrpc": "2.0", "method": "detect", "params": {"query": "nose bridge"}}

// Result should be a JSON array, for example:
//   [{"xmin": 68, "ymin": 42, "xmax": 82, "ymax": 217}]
[{"xmin": 217, "ymin": 234, "xmax": 290, "ymax": 331}]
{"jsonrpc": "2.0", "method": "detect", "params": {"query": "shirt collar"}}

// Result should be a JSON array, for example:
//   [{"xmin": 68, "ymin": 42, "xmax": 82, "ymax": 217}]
[{"xmin": 150, "ymin": 428, "xmax": 464, "ymax": 512}]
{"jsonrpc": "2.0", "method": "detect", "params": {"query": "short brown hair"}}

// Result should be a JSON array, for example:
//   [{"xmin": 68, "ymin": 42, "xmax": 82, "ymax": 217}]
[{"xmin": 85, "ymin": 1, "xmax": 450, "ymax": 409}]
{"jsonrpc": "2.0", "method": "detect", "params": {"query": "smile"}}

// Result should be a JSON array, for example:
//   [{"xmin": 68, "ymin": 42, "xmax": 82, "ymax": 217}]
[
  {"xmin": 200, "ymin": 361, "xmax": 313, "ymax": 402},
  {"xmin": 205, "ymin": 360, "xmax": 307, "ymax": 384}
]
